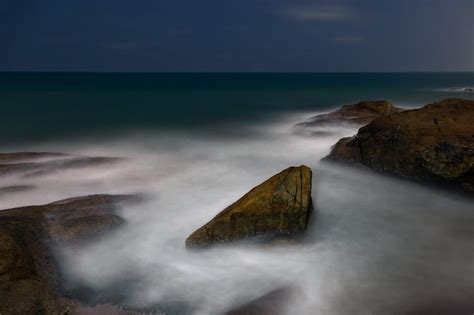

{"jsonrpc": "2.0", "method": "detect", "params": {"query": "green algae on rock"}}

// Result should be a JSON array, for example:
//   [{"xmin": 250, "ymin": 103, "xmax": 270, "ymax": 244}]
[{"xmin": 186, "ymin": 165, "xmax": 313, "ymax": 248}]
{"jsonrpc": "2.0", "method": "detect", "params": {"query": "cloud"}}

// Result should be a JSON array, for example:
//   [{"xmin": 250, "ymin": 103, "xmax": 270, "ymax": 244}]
[
  {"xmin": 286, "ymin": 4, "xmax": 357, "ymax": 22},
  {"xmin": 333, "ymin": 36, "xmax": 365, "ymax": 44}
]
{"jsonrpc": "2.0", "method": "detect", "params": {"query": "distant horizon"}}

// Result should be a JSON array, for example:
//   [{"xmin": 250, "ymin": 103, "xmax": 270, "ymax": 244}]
[{"xmin": 1, "ymin": 71, "xmax": 474, "ymax": 74}]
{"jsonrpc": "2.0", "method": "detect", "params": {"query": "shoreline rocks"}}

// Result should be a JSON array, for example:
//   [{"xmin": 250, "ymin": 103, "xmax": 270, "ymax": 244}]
[
  {"xmin": 325, "ymin": 98, "xmax": 474, "ymax": 194},
  {"xmin": 0, "ymin": 194, "xmax": 141, "ymax": 314},
  {"xmin": 186, "ymin": 166, "xmax": 313, "ymax": 248},
  {"xmin": 296, "ymin": 100, "xmax": 401, "ymax": 129}
]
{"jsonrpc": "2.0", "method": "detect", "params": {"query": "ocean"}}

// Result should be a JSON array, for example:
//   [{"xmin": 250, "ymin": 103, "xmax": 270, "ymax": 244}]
[
  {"xmin": 1, "ymin": 72, "xmax": 473, "ymax": 145},
  {"xmin": 1, "ymin": 72, "xmax": 473, "ymax": 315}
]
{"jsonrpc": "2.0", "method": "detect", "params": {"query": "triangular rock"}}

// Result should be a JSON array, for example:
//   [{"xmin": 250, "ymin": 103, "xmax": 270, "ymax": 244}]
[{"xmin": 186, "ymin": 165, "xmax": 313, "ymax": 248}]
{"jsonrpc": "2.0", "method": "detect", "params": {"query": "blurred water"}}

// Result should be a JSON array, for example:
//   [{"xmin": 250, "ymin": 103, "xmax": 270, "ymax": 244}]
[
  {"xmin": 1, "ymin": 72, "xmax": 473, "ymax": 314},
  {"xmin": 1, "ymin": 109, "xmax": 472, "ymax": 314}
]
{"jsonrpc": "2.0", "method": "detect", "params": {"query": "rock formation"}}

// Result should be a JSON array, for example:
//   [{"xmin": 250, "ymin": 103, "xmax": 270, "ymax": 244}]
[
  {"xmin": 0, "ymin": 194, "xmax": 140, "ymax": 314},
  {"xmin": 296, "ymin": 100, "xmax": 401, "ymax": 128},
  {"xmin": 325, "ymin": 98, "xmax": 474, "ymax": 193},
  {"xmin": 186, "ymin": 166, "xmax": 313, "ymax": 248}
]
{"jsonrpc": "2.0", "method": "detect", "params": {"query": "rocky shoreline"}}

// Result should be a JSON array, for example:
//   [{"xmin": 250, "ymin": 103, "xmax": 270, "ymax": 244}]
[
  {"xmin": 296, "ymin": 100, "xmax": 401, "ymax": 128},
  {"xmin": 324, "ymin": 98, "xmax": 474, "ymax": 194},
  {"xmin": 0, "ymin": 193, "xmax": 144, "ymax": 314},
  {"xmin": 0, "ymin": 97, "xmax": 472, "ymax": 314},
  {"xmin": 0, "ymin": 152, "xmax": 151, "ymax": 314}
]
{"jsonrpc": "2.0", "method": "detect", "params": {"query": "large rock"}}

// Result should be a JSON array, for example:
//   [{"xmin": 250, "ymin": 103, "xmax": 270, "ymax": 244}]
[
  {"xmin": 186, "ymin": 166, "xmax": 313, "ymax": 248},
  {"xmin": 296, "ymin": 100, "xmax": 401, "ymax": 128},
  {"xmin": 0, "ymin": 194, "xmax": 140, "ymax": 314},
  {"xmin": 0, "ymin": 216, "xmax": 72, "ymax": 315},
  {"xmin": 325, "ymin": 98, "xmax": 474, "ymax": 193}
]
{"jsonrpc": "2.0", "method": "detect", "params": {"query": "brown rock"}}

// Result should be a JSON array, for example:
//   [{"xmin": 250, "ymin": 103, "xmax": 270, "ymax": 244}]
[
  {"xmin": 186, "ymin": 166, "xmax": 313, "ymax": 248},
  {"xmin": 48, "ymin": 214, "xmax": 125, "ymax": 242},
  {"xmin": 0, "ymin": 216, "xmax": 72, "ymax": 314},
  {"xmin": 325, "ymin": 98, "xmax": 474, "ymax": 193},
  {"xmin": 0, "ymin": 194, "xmax": 139, "ymax": 314},
  {"xmin": 1, "ymin": 194, "xmax": 136, "ymax": 242},
  {"xmin": 49, "ymin": 195, "xmax": 136, "ymax": 242},
  {"xmin": 296, "ymin": 100, "xmax": 401, "ymax": 128}
]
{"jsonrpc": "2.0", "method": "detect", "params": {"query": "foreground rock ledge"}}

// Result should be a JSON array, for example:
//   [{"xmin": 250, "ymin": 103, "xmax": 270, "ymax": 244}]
[
  {"xmin": 325, "ymin": 98, "xmax": 474, "ymax": 193},
  {"xmin": 186, "ymin": 165, "xmax": 313, "ymax": 248},
  {"xmin": 0, "ymin": 194, "xmax": 141, "ymax": 314}
]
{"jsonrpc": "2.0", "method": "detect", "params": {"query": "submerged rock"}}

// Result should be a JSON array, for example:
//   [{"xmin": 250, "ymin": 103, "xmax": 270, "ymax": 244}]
[
  {"xmin": 0, "ymin": 151, "xmax": 124, "ymax": 178},
  {"xmin": 296, "ymin": 100, "xmax": 401, "ymax": 128},
  {"xmin": 325, "ymin": 98, "xmax": 474, "ymax": 193},
  {"xmin": 0, "ymin": 185, "xmax": 35, "ymax": 196},
  {"xmin": 223, "ymin": 287, "xmax": 295, "ymax": 315},
  {"xmin": 45, "ymin": 195, "xmax": 137, "ymax": 242},
  {"xmin": 186, "ymin": 166, "xmax": 313, "ymax": 248},
  {"xmin": 0, "ymin": 152, "xmax": 69, "ymax": 162}
]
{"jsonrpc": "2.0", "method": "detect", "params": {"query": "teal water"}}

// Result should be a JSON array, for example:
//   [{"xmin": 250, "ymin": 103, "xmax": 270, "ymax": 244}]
[{"xmin": 1, "ymin": 72, "xmax": 473, "ymax": 144}]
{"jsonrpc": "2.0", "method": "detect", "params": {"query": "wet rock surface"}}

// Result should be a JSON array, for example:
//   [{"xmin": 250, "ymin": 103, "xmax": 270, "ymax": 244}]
[
  {"xmin": 296, "ymin": 100, "xmax": 401, "ymax": 128},
  {"xmin": 186, "ymin": 165, "xmax": 313, "ymax": 248},
  {"xmin": 0, "ymin": 194, "xmax": 140, "ymax": 314},
  {"xmin": 45, "ymin": 194, "xmax": 137, "ymax": 242},
  {"xmin": 325, "ymin": 98, "xmax": 474, "ymax": 193}
]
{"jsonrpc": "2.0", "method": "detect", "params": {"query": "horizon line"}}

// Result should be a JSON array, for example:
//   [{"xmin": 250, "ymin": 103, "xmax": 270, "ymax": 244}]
[{"xmin": 1, "ymin": 70, "xmax": 473, "ymax": 74}]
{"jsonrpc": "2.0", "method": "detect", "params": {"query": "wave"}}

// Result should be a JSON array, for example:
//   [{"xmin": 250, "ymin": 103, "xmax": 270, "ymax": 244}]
[{"xmin": 434, "ymin": 86, "xmax": 474, "ymax": 93}]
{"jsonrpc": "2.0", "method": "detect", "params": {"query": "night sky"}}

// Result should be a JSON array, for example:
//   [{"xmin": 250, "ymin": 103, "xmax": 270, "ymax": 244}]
[{"xmin": 1, "ymin": 0, "xmax": 473, "ymax": 72}]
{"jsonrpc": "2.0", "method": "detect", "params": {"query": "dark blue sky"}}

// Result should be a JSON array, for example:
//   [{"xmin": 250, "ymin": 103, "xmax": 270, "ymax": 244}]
[{"xmin": 1, "ymin": 0, "xmax": 473, "ymax": 72}]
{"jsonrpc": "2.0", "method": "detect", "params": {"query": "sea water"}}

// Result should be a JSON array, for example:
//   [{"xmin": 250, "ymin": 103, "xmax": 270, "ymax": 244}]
[{"xmin": 0, "ymin": 72, "xmax": 473, "ymax": 314}]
